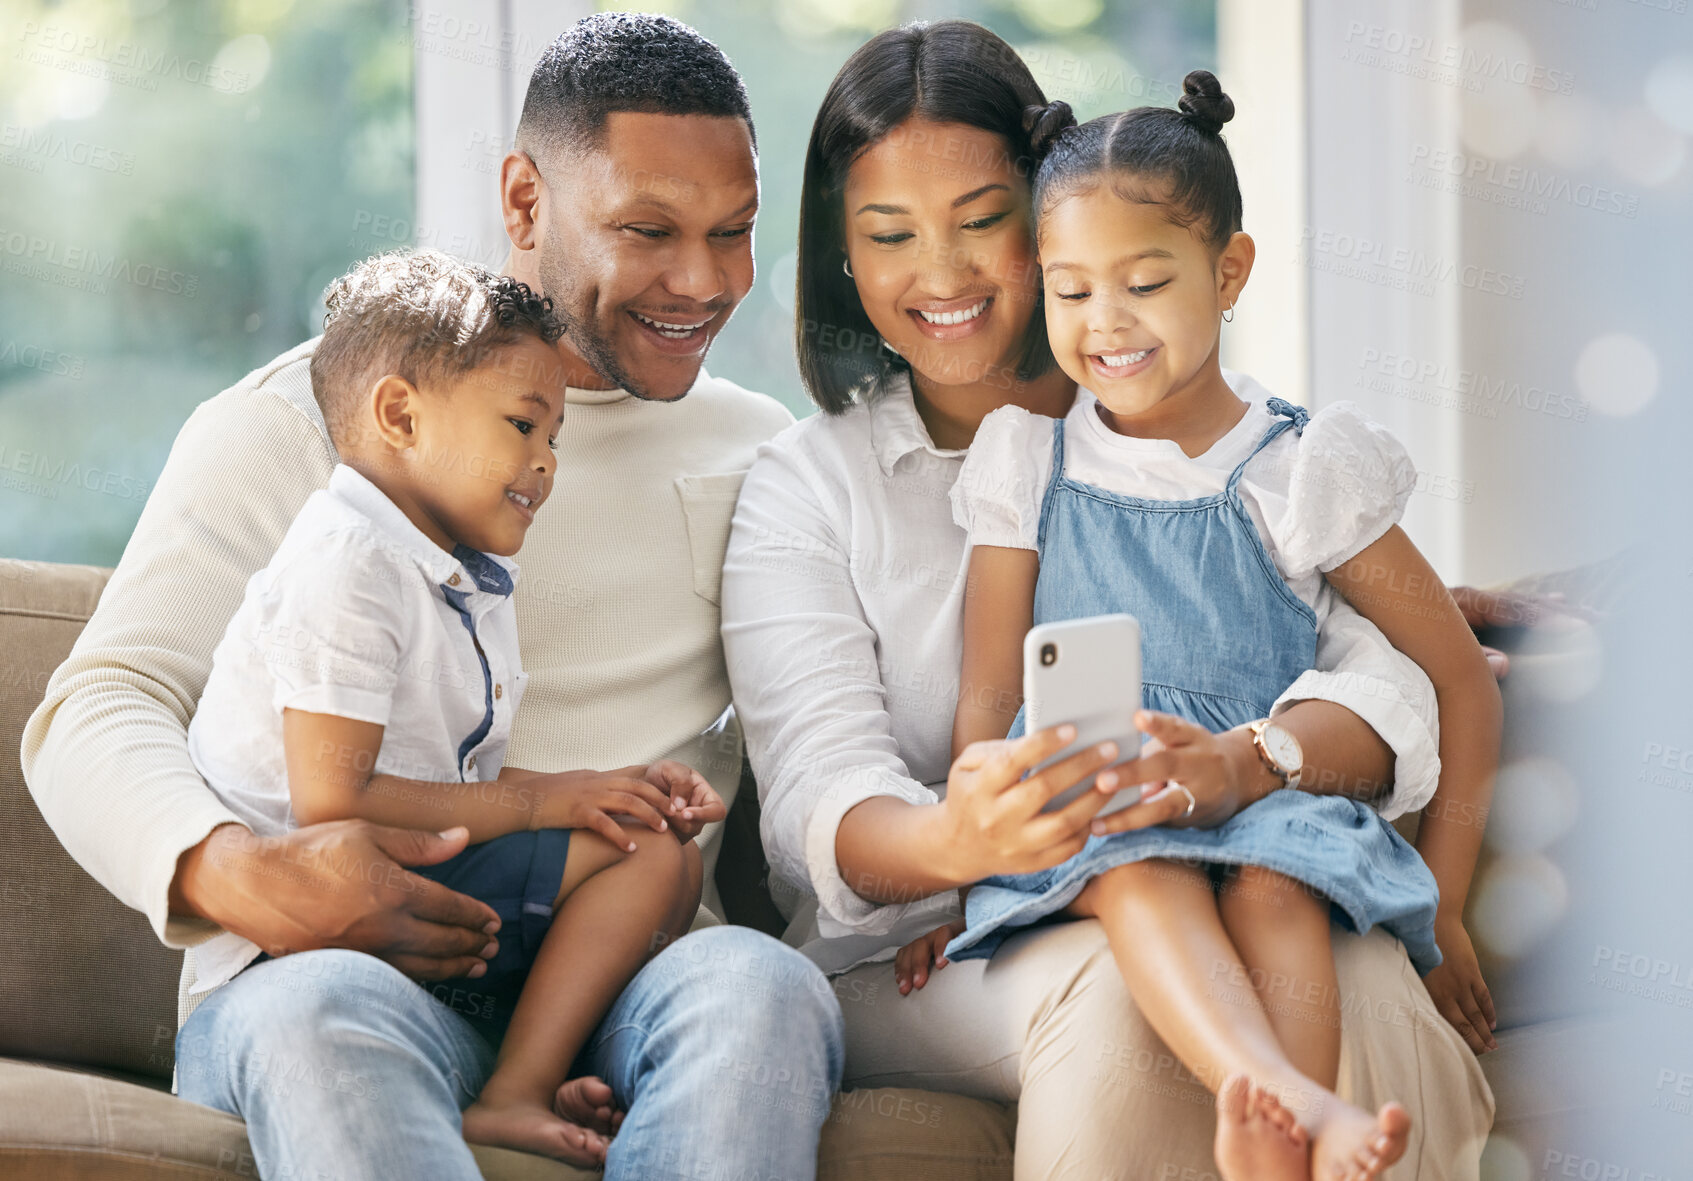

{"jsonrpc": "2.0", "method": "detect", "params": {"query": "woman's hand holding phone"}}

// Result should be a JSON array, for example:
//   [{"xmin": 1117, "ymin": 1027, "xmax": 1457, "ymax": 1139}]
[{"xmin": 939, "ymin": 724, "xmax": 1125, "ymax": 882}]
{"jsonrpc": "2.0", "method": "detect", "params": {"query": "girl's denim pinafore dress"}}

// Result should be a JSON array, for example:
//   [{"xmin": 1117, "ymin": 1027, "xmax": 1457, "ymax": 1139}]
[{"xmin": 944, "ymin": 399, "xmax": 1441, "ymax": 973}]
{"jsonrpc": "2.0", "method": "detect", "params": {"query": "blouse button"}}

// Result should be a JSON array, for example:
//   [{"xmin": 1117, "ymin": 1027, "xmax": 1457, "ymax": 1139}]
[
  {"xmin": 448, "ymin": 573, "xmax": 461, "ymax": 587},
  {"xmin": 494, "ymin": 683, "xmax": 503, "ymax": 699},
  {"xmin": 467, "ymin": 754, "xmax": 477, "ymax": 772}
]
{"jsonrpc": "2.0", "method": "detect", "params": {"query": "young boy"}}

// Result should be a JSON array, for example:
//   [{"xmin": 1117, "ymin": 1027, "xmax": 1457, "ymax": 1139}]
[{"xmin": 184, "ymin": 248, "xmax": 721, "ymax": 1166}]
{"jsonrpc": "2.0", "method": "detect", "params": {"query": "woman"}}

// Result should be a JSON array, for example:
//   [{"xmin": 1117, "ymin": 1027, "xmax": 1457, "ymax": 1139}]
[{"xmin": 722, "ymin": 21, "xmax": 1493, "ymax": 1179}]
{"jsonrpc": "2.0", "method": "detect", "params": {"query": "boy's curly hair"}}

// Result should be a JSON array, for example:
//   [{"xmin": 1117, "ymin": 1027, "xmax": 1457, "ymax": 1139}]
[{"xmin": 309, "ymin": 249, "xmax": 565, "ymax": 451}]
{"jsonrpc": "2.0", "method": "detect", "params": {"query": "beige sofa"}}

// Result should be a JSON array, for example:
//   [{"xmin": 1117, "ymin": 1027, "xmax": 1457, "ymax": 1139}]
[{"xmin": 0, "ymin": 556, "xmax": 1584, "ymax": 1178}]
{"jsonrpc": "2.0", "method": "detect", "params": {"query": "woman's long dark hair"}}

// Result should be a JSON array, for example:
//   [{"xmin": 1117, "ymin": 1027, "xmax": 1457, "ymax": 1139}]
[{"xmin": 795, "ymin": 21, "xmax": 1062, "ymax": 414}]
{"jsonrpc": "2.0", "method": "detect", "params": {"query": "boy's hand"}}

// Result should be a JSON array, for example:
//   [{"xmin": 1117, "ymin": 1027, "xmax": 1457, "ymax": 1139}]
[
  {"xmin": 531, "ymin": 769, "xmax": 677, "ymax": 852},
  {"xmin": 1423, "ymin": 914, "xmax": 1497, "ymax": 1054},
  {"xmin": 639, "ymin": 759, "xmax": 726, "ymax": 843},
  {"xmin": 895, "ymin": 920, "xmax": 967, "ymax": 995}
]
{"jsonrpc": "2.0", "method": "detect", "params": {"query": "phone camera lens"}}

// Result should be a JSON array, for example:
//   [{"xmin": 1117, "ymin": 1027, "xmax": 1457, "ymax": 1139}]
[{"xmin": 1040, "ymin": 643, "xmax": 1057, "ymax": 666}]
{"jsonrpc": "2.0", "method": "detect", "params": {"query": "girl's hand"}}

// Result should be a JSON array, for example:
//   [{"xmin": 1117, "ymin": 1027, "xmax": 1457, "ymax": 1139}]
[
  {"xmin": 1086, "ymin": 711, "xmax": 1259, "ymax": 837},
  {"xmin": 1423, "ymin": 914, "xmax": 1498, "ymax": 1054},
  {"xmin": 941, "ymin": 724, "xmax": 1123, "ymax": 882},
  {"xmin": 895, "ymin": 920, "xmax": 967, "ymax": 995},
  {"xmin": 638, "ymin": 760, "xmax": 726, "ymax": 843}
]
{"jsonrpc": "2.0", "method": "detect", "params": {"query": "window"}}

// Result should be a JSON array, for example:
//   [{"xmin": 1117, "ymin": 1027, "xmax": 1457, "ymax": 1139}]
[{"xmin": 1, "ymin": 0, "xmax": 415, "ymax": 564}]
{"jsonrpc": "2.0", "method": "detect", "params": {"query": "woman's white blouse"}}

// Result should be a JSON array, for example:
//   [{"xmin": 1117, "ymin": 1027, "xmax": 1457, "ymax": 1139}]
[{"xmin": 721, "ymin": 371, "xmax": 1440, "ymax": 976}]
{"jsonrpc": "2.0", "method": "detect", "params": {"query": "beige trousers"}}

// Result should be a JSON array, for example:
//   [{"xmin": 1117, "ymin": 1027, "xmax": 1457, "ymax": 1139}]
[{"xmin": 835, "ymin": 918, "xmax": 1493, "ymax": 1180}]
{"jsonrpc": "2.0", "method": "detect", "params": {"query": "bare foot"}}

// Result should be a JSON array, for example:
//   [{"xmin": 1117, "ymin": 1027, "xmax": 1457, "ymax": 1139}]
[
  {"xmin": 1310, "ymin": 1098, "xmax": 1411, "ymax": 1180},
  {"xmin": 461, "ymin": 1092, "xmax": 609, "ymax": 1167},
  {"xmin": 1214, "ymin": 1074, "xmax": 1310, "ymax": 1181},
  {"xmin": 553, "ymin": 1075, "xmax": 624, "ymax": 1138}
]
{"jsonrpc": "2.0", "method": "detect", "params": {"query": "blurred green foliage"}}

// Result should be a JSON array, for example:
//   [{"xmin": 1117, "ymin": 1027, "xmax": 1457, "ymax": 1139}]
[{"xmin": 0, "ymin": 0, "xmax": 415, "ymax": 563}]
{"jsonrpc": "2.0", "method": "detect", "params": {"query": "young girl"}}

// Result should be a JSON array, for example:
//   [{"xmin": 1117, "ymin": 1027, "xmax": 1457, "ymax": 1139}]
[{"xmin": 895, "ymin": 74, "xmax": 1501, "ymax": 1180}]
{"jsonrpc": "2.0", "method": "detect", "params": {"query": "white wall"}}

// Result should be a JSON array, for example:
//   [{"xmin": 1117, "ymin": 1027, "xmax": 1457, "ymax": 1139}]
[
  {"xmin": 1218, "ymin": 0, "xmax": 1310, "ymax": 412},
  {"xmin": 1301, "ymin": 0, "xmax": 1469, "ymax": 579},
  {"xmin": 412, "ymin": 0, "xmax": 593, "ymax": 273}
]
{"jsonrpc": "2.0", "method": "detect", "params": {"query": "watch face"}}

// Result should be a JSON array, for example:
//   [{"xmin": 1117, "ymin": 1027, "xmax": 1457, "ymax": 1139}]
[{"xmin": 1265, "ymin": 725, "xmax": 1303, "ymax": 772}]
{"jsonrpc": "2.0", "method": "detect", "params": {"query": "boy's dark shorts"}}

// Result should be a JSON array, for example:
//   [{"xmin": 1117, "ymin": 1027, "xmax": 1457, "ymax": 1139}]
[
  {"xmin": 238, "ymin": 829, "xmax": 571, "ymax": 1047},
  {"xmin": 411, "ymin": 828, "xmax": 573, "ymax": 1045}
]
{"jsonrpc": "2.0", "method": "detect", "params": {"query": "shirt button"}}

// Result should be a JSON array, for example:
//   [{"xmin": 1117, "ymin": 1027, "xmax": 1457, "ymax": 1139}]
[
  {"xmin": 448, "ymin": 573, "xmax": 461, "ymax": 587},
  {"xmin": 494, "ymin": 683, "xmax": 503, "ymax": 699},
  {"xmin": 467, "ymin": 755, "xmax": 477, "ymax": 771}
]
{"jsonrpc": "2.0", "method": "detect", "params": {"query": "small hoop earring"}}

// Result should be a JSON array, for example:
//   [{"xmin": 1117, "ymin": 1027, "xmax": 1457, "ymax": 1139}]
[
  {"xmin": 842, "ymin": 257, "xmax": 853, "ymax": 278},
  {"xmin": 1222, "ymin": 304, "xmax": 1235, "ymax": 323}
]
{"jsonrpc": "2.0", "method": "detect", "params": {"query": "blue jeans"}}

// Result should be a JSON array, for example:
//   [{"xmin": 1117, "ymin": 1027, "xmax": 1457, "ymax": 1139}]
[{"xmin": 176, "ymin": 927, "xmax": 845, "ymax": 1180}]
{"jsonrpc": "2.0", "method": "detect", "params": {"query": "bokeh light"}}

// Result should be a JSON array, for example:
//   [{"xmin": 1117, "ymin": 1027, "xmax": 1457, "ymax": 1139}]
[{"xmin": 1574, "ymin": 332, "xmax": 1660, "ymax": 418}]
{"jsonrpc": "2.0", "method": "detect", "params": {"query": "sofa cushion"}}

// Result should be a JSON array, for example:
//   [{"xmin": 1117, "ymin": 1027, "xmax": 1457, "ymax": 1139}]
[
  {"xmin": 0, "ymin": 1058, "xmax": 1015, "ymax": 1181},
  {"xmin": 821, "ymin": 1088, "xmax": 1014, "ymax": 1180},
  {"xmin": 0, "ymin": 560, "xmax": 185, "ymax": 1082}
]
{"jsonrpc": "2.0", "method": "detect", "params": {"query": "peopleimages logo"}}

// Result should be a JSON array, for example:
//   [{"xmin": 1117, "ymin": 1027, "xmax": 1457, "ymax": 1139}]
[
  {"xmin": 1354, "ymin": 348, "xmax": 1590, "ymax": 423},
  {"xmin": 0, "ymin": 340, "xmax": 84, "ymax": 379},
  {"xmin": 0, "ymin": 124, "xmax": 136, "ymax": 176},
  {"xmin": 1296, "ymin": 227, "xmax": 1528, "ymax": 300},
  {"xmin": 0, "ymin": 227, "xmax": 199, "ymax": 297},
  {"xmin": 1408, "ymin": 145, "xmax": 1640, "ymax": 219},
  {"xmin": 17, "ymin": 22, "xmax": 252, "ymax": 94},
  {"xmin": 1341, "ymin": 22, "xmax": 1576, "ymax": 94},
  {"xmin": 0, "ymin": 445, "xmax": 152, "ymax": 501}
]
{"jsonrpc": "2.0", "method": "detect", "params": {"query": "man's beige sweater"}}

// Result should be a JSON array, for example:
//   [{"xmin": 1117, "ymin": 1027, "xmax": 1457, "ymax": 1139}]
[{"xmin": 18, "ymin": 336, "xmax": 795, "ymax": 1037}]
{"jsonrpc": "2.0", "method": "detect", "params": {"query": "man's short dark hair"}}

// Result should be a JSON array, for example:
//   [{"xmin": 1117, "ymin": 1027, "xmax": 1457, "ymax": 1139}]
[
  {"xmin": 310, "ymin": 249, "xmax": 564, "ymax": 451},
  {"xmin": 515, "ymin": 12, "xmax": 754, "ymax": 166}
]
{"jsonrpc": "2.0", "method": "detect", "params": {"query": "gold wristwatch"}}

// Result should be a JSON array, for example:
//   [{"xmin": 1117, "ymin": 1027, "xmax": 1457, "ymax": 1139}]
[{"xmin": 1247, "ymin": 719, "xmax": 1304, "ymax": 790}]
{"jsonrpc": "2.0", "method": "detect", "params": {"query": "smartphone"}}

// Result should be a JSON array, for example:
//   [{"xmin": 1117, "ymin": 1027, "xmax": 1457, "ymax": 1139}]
[{"xmin": 1023, "ymin": 614, "xmax": 1144, "ymax": 816}]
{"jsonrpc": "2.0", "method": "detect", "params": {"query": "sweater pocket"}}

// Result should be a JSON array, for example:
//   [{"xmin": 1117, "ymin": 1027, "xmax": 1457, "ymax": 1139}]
[{"xmin": 674, "ymin": 470, "xmax": 750, "ymax": 606}]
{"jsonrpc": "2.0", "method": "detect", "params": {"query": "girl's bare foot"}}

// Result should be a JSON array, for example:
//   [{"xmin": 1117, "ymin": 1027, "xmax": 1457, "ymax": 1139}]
[
  {"xmin": 1310, "ymin": 1098, "xmax": 1411, "ymax": 1180},
  {"xmin": 553, "ymin": 1075, "xmax": 624, "ymax": 1138},
  {"xmin": 461, "ymin": 1092, "xmax": 609, "ymax": 1167},
  {"xmin": 1214, "ymin": 1074, "xmax": 1310, "ymax": 1181}
]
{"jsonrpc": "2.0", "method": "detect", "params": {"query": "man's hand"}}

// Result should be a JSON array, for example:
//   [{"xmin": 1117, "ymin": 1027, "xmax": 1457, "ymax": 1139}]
[
  {"xmin": 1450, "ymin": 584, "xmax": 1584, "ymax": 679},
  {"xmin": 640, "ymin": 759, "xmax": 726, "ymax": 843},
  {"xmin": 172, "ymin": 821, "xmax": 502, "ymax": 981},
  {"xmin": 1422, "ymin": 913, "xmax": 1498, "ymax": 1054}
]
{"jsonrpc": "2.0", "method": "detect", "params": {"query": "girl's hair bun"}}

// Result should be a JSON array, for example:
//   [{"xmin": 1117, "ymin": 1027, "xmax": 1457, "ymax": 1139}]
[
  {"xmin": 1177, "ymin": 69, "xmax": 1234, "ymax": 135},
  {"xmin": 1022, "ymin": 99, "xmax": 1077, "ymax": 159}
]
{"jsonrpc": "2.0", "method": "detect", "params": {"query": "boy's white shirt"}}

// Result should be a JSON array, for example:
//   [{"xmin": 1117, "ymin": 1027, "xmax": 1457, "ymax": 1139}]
[
  {"xmin": 18, "ymin": 336, "xmax": 795, "ymax": 1073},
  {"xmin": 185, "ymin": 462, "xmax": 529, "ymax": 997}
]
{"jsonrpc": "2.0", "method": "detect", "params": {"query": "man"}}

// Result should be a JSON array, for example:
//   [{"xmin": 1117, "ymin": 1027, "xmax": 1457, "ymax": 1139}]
[{"xmin": 20, "ymin": 14, "xmax": 843, "ymax": 1181}]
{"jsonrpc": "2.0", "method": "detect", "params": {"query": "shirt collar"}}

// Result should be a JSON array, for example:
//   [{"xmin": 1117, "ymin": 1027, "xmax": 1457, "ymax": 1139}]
[
  {"xmin": 565, "ymin": 384, "xmax": 630, "ymax": 405},
  {"xmin": 867, "ymin": 372, "xmax": 967, "ymax": 476},
  {"xmin": 326, "ymin": 463, "xmax": 518, "ymax": 597}
]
